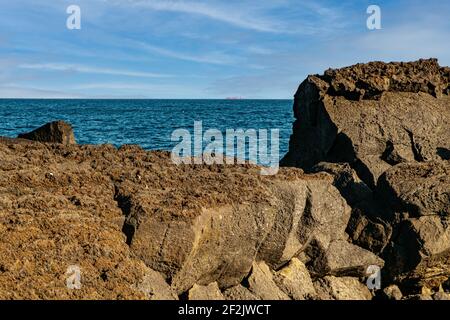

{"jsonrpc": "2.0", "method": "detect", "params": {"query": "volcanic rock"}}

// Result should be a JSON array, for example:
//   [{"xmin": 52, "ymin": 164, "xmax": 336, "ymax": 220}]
[
  {"xmin": 313, "ymin": 276, "xmax": 372, "ymax": 300},
  {"xmin": 309, "ymin": 240, "xmax": 384, "ymax": 277},
  {"xmin": 274, "ymin": 258, "xmax": 316, "ymax": 300},
  {"xmin": 0, "ymin": 137, "xmax": 351, "ymax": 299},
  {"xmin": 137, "ymin": 269, "xmax": 178, "ymax": 300},
  {"xmin": 188, "ymin": 282, "xmax": 224, "ymax": 300},
  {"xmin": 281, "ymin": 59, "xmax": 450, "ymax": 188},
  {"xmin": 311, "ymin": 162, "xmax": 392, "ymax": 253},
  {"xmin": 384, "ymin": 215, "xmax": 450, "ymax": 289},
  {"xmin": 120, "ymin": 165, "xmax": 350, "ymax": 294},
  {"xmin": 247, "ymin": 261, "xmax": 290, "ymax": 300},
  {"xmin": 18, "ymin": 121, "xmax": 76, "ymax": 145},
  {"xmin": 378, "ymin": 161, "xmax": 450, "ymax": 217}
]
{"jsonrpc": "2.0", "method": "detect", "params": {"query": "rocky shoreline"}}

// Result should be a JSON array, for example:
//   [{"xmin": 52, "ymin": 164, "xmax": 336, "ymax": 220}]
[{"xmin": 0, "ymin": 59, "xmax": 449, "ymax": 300}]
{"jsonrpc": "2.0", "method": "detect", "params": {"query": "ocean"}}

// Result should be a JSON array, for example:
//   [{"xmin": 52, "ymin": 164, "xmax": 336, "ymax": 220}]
[{"xmin": 0, "ymin": 99, "xmax": 294, "ymax": 160}]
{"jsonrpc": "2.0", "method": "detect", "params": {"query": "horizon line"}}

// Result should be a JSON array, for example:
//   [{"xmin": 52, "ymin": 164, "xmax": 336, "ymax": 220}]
[{"xmin": 0, "ymin": 97, "xmax": 294, "ymax": 100}]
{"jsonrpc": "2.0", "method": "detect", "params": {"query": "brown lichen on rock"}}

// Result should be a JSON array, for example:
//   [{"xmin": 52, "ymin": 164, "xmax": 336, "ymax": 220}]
[{"xmin": 0, "ymin": 138, "xmax": 351, "ymax": 299}]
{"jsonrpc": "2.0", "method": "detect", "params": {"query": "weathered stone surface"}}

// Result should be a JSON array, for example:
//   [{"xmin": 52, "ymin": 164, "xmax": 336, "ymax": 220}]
[
  {"xmin": 247, "ymin": 261, "xmax": 290, "ymax": 300},
  {"xmin": 312, "ymin": 162, "xmax": 392, "ymax": 253},
  {"xmin": 382, "ymin": 284, "xmax": 403, "ymax": 300},
  {"xmin": 281, "ymin": 59, "xmax": 450, "ymax": 295},
  {"xmin": 310, "ymin": 240, "xmax": 384, "ymax": 277},
  {"xmin": 384, "ymin": 215, "xmax": 450, "ymax": 289},
  {"xmin": 0, "ymin": 138, "xmax": 353, "ymax": 299},
  {"xmin": 282, "ymin": 59, "xmax": 450, "ymax": 188},
  {"xmin": 320, "ymin": 59, "xmax": 450, "ymax": 100},
  {"xmin": 188, "ymin": 282, "xmax": 225, "ymax": 300},
  {"xmin": 0, "ymin": 142, "xmax": 155, "ymax": 299},
  {"xmin": 314, "ymin": 276, "xmax": 372, "ymax": 300},
  {"xmin": 346, "ymin": 210, "xmax": 392, "ymax": 254},
  {"xmin": 378, "ymin": 161, "xmax": 450, "ymax": 217},
  {"xmin": 311, "ymin": 162, "xmax": 373, "ymax": 205},
  {"xmin": 121, "ymin": 168, "xmax": 350, "ymax": 294},
  {"xmin": 18, "ymin": 121, "xmax": 76, "ymax": 145},
  {"xmin": 137, "ymin": 269, "xmax": 178, "ymax": 300},
  {"xmin": 223, "ymin": 285, "xmax": 259, "ymax": 300},
  {"xmin": 274, "ymin": 258, "xmax": 316, "ymax": 300}
]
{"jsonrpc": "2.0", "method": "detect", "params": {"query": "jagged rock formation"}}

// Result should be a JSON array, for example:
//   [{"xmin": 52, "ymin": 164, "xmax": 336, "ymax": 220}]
[
  {"xmin": 281, "ymin": 58, "xmax": 449, "ymax": 187},
  {"xmin": 18, "ymin": 120, "xmax": 76, "ymax": 145},
  {"xmin": 282, "ymin": 58, "xmax": 450, "ymax": 295}
]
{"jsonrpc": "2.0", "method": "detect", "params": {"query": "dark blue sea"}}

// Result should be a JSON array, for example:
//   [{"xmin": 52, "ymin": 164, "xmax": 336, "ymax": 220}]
[{"xmin": 0, "ymin": 99, "xmax": 294, "ymax": 160}]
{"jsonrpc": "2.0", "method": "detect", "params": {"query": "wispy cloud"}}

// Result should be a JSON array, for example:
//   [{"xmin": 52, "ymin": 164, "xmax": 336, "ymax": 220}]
[
  {"xmin": 18, "ymin": 63, "xmax": 171, "ymax": 78},
  {"xmin": 136, "ymin": 42, "xmax": 238, "ymax": 65},
  {"xmin": 123, "ymin": 0, "xmax": 284, "ymax": 33}
]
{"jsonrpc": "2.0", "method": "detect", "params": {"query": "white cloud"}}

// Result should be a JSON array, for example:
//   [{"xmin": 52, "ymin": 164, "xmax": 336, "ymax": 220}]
[{"xmin": 18, "ymin": 63, "xmax": 171, "ymax": 78}]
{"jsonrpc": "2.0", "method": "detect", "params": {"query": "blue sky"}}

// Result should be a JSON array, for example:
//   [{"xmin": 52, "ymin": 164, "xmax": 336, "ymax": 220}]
[{"xmin": 0, "ymin": 0, "xmax": 450, "ymax": 98}]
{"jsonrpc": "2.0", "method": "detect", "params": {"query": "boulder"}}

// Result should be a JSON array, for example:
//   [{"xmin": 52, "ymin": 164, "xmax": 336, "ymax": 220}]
[
  {"xmin": 188, "ymin": 282, "xmax": 224, "ymax": 300},
  {"xmin": 313, "ymin": 276, "xmax": 372, "ymax": 300},
  {"xmin": 18, "ymin": 121, "xmax": 76, "ymax": 145},
  {"xmin": 309, "ymin": 240, "xmax": 384, "ymax": 277},
  {"xmin": 281, "ymin": 59, "xmax": 450, "ymax": 188},
  {"xmin": 312, "ymin": 162, "xmax": 392, "ymax": 253},
  {"xmin": 247, "ymin": 261, "xmax": 290, "ymax": 300},
  {"xmin": 137, "ymin": 269, "xmax": 178, "ymax": 300},
  {"xmin": 274, "ymin": 258, "xmax": 316, "ymax": 300},
  {"xmin": 281, "ymin": 59, "xmax": 450, "ymax": 295},
  {"xmin": 376, "ymin": 162, "xmax": 450, "ymax": 290},
  {"xmin": 311, "ymin": 162, "xmax": 373, "ymax": 205},
  {"xmin": 378, "ymin": 161, "xmax": 450, "ymax": 217},
  {"xmin": 346, "ymin": 210, "xmax": 392, "ymax": 254},
  {"xmin": 119, "ymin": 166, "xmax": 351, "ymax": 294},
  {"xmin": 384, "ymin": 215, "xmax": 450, "ymax": 289}
]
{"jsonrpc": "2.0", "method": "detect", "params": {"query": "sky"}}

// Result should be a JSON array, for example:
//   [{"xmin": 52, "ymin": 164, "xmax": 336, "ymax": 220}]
[{"xmin": 0, "ymin": 0, "xmax": 450, "ymax": 99}]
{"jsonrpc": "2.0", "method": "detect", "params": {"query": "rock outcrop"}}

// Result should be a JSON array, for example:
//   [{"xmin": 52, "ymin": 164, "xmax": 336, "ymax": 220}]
[
  {"xmin": 0, "ymin": 135, "xmax": 374, "ymax": 300},
  {"xmin": 18, "ymin": 120, "xmax": 76, "ymax": 145},
  {"xmin": 281, "ymin": 59, "xmax": 450, "ymax": 187},
  {"xmin": 282, "ymin": 58, "xmax": 450, "ymax": 295}
]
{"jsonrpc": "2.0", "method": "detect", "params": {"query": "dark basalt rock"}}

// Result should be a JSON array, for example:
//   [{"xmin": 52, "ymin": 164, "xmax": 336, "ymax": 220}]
[
  {"xmin": 282, "ymin": 59, "xmax": 450, "ymax": 293},
  {"xmin": 281, "ymin": 58, "xmax": 450, "ymax": 187},
  {"xmin": 18, "ymin": 120, "xmax": 76, "ymax": 145}
]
